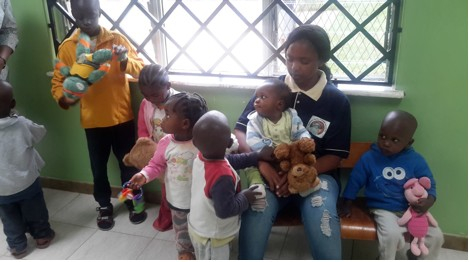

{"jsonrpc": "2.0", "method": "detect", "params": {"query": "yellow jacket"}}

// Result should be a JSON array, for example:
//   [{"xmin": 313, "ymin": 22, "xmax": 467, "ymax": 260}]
[{"xmin": 51, "ymin": 27, "xmax": 144, "ymax": 128}]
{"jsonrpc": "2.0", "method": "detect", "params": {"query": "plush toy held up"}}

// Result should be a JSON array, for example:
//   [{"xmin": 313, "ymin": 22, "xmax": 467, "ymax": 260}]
[
  {"xmin": 273, "ymin": 137, "xmax": 320, "ymax": 195},
  {"xmin": 54, "ymin": 32, "xmax": 128, "ymax": 101},
  {"xmin": 123, "ymin": 137, "xmax": 157, "ymax": 170},
  {"xmin": 397, "ymin": 177, "xmax": 438, "ymax": 257}
]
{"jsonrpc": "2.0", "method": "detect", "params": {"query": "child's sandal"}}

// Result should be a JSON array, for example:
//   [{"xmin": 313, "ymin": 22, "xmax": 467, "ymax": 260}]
[{"xmin": 96, "ymin": 205, "xmax": 114, "ymax": 231}]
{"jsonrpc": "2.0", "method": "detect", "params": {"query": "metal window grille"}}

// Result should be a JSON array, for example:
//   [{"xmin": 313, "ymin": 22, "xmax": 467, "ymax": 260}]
[{"xmin": 46, "ymin": 0, "xmax": 401, "ymax": 86}]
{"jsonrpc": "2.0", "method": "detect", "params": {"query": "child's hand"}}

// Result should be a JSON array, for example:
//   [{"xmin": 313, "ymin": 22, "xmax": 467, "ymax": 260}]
[
  {"xmin": 241, "ymin": 185, "xmax": 262, "ymax": 204},
  {"xmin": 257, "ymin": 146, "xmax": 274, "ymax": 162},
  {"xmin": 58, "ymin": 96, "xmax": 78, "ymax": 109},
  {"xmin": 113, "ymin": 44, "xmax": 128, "ymax": 62},
  {"xmin": 338, "ymin": 198, "xmax": 353, "ymax": 218},
  {"xmin": 128, "ymin": 173, "xmax": 146, "ymax": 189},
  {"xmin": 411, "ymin": 195, "xmax": 435, "ymax": 215}
]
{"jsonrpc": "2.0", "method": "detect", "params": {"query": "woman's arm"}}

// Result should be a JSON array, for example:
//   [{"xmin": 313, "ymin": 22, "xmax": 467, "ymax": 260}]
[{"xmin": 314, "ymin": 154, "xmax": 342, "ymax": 174}]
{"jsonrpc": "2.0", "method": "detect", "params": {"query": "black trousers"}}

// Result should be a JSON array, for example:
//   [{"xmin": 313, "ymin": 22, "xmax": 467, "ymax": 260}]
[{"xmin": 85, "ymin": 120, "xmax": 138, "ymax": 207}]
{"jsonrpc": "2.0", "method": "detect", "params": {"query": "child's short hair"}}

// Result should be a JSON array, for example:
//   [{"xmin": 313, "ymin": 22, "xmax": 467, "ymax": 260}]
[
  {"xmin": 138, "ymin": 64, "xmax": 169, "ymax": 88},
  {"xmin": 264, "ymin": 78, "xmax": 291, "ymax": 111},
  {"xmin": 167, "ymin": 92, "xmax": 208, "ymax": 128}
]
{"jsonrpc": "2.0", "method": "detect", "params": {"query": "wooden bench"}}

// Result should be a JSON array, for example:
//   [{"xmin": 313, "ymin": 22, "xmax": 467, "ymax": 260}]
[{"xmin": 273, "ymin": 142, "xmax": 378, "ymax": 241}]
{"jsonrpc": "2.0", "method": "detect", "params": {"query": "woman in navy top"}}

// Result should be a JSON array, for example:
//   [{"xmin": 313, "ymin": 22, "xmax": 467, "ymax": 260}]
[{"xmin": 234, "ymin": 24, "xmax": 351, "ymax": 259}]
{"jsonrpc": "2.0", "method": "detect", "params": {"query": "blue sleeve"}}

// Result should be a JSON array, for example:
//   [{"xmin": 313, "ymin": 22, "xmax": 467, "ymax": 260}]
[
  {"xmin": 210, "ymin": 176, "xmax": 249, "ymax": 219},
  {"xmin": 290, "ymin": 112, "xmax": 311, "ymax": 141},
  {"xmin": 226, "ymin": 152, "xmax": 258, "ymax": 170},
  {"xmin": 246, "ymin": 119, "xmax": 273, "ymax": 152},
  {"xmin": 234, "ymin": 94, "xmax": 256, "ymax": 133},
  {"xmin": 342, "ymin": 153, "xmax": 369, "ymax": 200}
]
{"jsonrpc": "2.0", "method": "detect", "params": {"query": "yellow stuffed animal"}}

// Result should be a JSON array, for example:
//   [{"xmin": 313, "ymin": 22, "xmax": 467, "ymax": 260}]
[{"xmin": 274, "ymin": 137, "xmax": 320, "ymax": 195}]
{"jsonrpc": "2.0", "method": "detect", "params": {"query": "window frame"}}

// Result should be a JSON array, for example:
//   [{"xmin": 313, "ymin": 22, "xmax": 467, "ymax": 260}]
[{"xmin": 46, "ymin": 0, "xmax": 403, "ymax": 93}]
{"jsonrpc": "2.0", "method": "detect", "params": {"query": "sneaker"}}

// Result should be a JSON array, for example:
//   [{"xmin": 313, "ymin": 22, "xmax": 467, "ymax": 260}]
[
  {"xmin": 9, "ymin": 247, "xmax": 27, "ymax": 259},
  {"xmin": 96, "ymin": 205, "xmax": 114, "ymax": 231},
  {"xmin": 36, "ymin": 229, "xmax": 55, "ymax": 249}
]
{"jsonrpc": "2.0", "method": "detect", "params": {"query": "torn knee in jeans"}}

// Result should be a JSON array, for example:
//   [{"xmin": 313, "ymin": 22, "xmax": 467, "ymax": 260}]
[
  {"xmin": 320, "ymin": 179, "xmax": 329, "ymax": 191},
  {"xmin": 250, "ymin": 197, "xmax": 267, "ymax": 212},
  {"xmin": 320, "ymin": 210, "xmax": 332, "ymax": 237},
  {"xmin": 309, "ymin": 179, "xmax": 333, "ymax": 237},
  {"xmin": 311, "ymin": 195, "xmax": 324, "ymax": 207}
]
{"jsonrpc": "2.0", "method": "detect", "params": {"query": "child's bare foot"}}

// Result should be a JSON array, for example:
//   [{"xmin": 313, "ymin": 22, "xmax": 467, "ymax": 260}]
[{"xmin": 178, "ymin": 252, "xmax": 195, "ymax": 260}]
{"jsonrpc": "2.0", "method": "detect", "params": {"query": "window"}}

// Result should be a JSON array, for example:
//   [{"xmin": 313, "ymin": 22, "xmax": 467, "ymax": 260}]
[{"xmin": 47, "ymin": 0, "xmax": 401, "ymax": 87}]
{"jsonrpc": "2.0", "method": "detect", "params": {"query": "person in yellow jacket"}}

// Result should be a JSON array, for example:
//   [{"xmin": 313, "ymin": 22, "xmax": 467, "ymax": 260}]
[{"xmin": 51, "ymin": 0, "xmax": 145, "ymax": 231}]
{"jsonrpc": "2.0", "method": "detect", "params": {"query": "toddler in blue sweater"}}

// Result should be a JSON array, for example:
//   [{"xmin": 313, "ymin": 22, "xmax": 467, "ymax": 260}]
[{"xmin": 340, "ymin": 110, "xmax": 444, "ymax": 259}]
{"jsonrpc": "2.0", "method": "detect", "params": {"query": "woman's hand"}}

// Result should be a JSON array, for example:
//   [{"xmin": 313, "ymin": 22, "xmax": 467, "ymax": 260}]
[{"xmin": 258, "ymin": 161, "xmax": 290, "ymax": 197}]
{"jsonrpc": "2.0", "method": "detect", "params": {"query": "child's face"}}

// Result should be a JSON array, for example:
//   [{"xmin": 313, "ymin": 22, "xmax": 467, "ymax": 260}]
[
  {"xmin": 161, "ymin": 100, "xmax": 186, "ymax": 135},
  {"xmin": 377, "ymin": 123, "xmax": 414, "ymax": 156},
  {"xmin": 140, "ymin": 83, "xmax": 170, "ymax": 106},
  {"xmin": 253, "ymin": 84, "xmax": 283, "ymax": 120},
  {"xmin": 71, "ymin": 0, "xmax": 101, "ymax": 37}
]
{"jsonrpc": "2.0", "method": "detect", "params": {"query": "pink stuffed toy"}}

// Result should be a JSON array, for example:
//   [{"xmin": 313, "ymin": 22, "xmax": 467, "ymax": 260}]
[{"xmin": 397, "ymin": 177, "xmax": 438, "ymax": 256}]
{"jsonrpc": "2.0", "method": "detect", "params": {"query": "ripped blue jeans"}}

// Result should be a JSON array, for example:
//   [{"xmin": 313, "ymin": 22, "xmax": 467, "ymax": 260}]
[{"xmin": 238, "ymin": 174, "xmax": 341, "ymax": 259}]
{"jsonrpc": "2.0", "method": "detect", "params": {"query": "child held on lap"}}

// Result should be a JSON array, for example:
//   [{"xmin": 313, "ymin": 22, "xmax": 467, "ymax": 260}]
[
  {"xmin": 340, "ymin": 110, "xmax": 444, "ymax": 259},
  {"xmin": 188, "ymin": 110, "xmax": 261, "ymax": 260},
  {"xmin": 245, "ymin": 78, "xmax": 312, "ymax": 202},
  {"xmin": 0, "ymin": 80, "xmax": 55, "ymax": 259},
  {"xmin": 137, "ymin": 64, "xmax": 179, "ymax": 231},
  {"xmin": 129, "ymin": 92, "xmax": 207, "ymax": 260}
]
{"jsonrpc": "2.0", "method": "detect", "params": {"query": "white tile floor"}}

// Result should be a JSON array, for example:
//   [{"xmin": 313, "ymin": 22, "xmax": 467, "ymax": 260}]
[{"xmin": 0, "ymin": 188, "xmax": 466, "ymax": 260}]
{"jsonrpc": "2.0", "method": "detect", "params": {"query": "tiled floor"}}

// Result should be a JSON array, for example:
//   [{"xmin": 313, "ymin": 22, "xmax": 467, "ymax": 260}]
[{"xmin": 0, "ymin": 188, "xmax": 467, "ymax": 260}]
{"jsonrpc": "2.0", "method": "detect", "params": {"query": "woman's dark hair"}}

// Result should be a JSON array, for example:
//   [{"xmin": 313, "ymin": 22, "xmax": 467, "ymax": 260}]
[
  {"xmin": 263, "ymin": 78, "xmax": 291, "ymax": 111},
  {"xmin": 284, "ymin": 24, "xmax": 332, "ymax": 81},
  {"xmin": 167, "ymin": 92, "xmax": 208, "ymax": 128},
  {"xmin": 138, "ymin": 64, "xmax": 169, "ymax": 88}
]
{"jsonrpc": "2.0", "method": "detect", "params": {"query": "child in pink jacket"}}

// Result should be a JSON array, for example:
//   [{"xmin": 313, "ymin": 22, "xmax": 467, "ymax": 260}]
[{"xmin": 137, "ymin": 64, "xmax": 179, "ymax": 231}]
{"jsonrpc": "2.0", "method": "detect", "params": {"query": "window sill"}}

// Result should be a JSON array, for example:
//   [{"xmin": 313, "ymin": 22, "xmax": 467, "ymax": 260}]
[
  {"xmin": 46, "ymin": 71, "xmax": 404, "ymax": 99},
  {"xmin": 170, "ymin": 75, "xmax": 405, "ymax": 99}
]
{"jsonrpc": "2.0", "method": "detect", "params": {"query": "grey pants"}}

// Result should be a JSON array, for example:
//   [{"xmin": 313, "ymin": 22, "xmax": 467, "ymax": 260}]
[
  {"xmin": 171, "ymin": 209, "xmax": 194, "ymax": 256},
  {"xmin": 371, "ymin": 208, "xmax": 444, "ymax": 259}
]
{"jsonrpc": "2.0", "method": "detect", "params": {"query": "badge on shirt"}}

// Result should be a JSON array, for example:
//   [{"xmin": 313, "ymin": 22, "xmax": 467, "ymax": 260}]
[{"xmin": 307, "ymin": 116, "xmax": 330, "ymax": 138}]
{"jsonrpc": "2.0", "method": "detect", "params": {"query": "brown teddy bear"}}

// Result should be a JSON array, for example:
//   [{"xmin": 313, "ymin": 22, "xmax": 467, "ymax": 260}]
[
  {"xmin": 123, "ymin": 137, "xmax": 157, "ymax": 170},
  {"xmin": 274, "ymin": 137, "xmax": 320, "ymax": 195}
]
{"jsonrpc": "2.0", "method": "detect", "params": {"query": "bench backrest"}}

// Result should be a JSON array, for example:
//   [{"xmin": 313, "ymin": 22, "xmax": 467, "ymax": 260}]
[{"xmin": 340, "ymin": 142, "xmax": 372, "ymax": 169}]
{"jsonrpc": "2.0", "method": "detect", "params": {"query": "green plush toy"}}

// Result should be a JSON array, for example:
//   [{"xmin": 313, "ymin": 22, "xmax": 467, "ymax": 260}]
[{"xmin": 54, "ymin": 32, "xmax": 128, "ymax": 100}]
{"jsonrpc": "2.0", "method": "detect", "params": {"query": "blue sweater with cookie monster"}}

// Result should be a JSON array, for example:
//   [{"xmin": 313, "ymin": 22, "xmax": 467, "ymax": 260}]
[{"xmin": 342, "ymin": 143, "xmax": 436, "ymax": 212}]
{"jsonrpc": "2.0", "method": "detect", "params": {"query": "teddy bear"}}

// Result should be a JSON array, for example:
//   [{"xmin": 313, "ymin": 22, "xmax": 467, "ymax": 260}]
[
  {"xmin": 122, "ymin": 137, "xmax": 157, "ymax": 170},
  {"xmin": 273, "ymin": 137, "xmax": 320, "ymax": 195},
  {"xmin": 397, "ymin": 177, "xmax": 438, "ymax": 257},
  {"xmin": 54, "ymin": 32, "xmax": 127, "ymax": 101}
]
